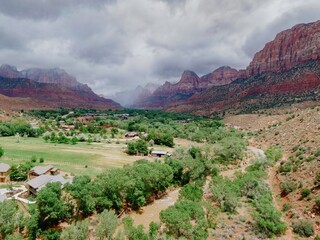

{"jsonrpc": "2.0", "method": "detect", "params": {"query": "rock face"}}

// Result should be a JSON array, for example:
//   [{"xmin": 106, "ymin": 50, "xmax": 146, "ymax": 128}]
[
  {"xmin": 135, "ymin": 20, "xmax": 320, "ymax": 114},
  {"xmin": 247, "ymin": 21, "xmax": 320, "ymax": 76},
  {"xmin": 199, "ymin": 66, "xmax": 246, "ymax": 88},
  {"xmin": 0, "ymin": 65, "xmax": 122, "ymax": 110},
  {"xmin": 20, "ymin": 68, "xmax": 91, "ymax": 92},
  {"xmin": 0, "ymin": 64, "xmax": 23, "ymax": 78},
  {"xmin": 155, "ymin": 71, "xmax": 200, "ymax": 95}
]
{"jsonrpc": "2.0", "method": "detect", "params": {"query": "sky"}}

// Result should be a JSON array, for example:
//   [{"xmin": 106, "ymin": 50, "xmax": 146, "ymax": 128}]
[{"xmin": 0, "ymin": 0, "xmax": 319, "ymax": 95}]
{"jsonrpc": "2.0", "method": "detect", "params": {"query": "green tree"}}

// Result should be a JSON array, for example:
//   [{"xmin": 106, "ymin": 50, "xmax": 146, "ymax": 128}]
[
  {"xmin": 214, "ymin": 136, "xmax": 246, "ymax": 161},
  {"xmin": 65, "ymin": 176, "xmax": 107, "ymax": 218},
  {"xmin": 0, "ymin": 200, "xmax": 25, "ymax": 239},
  {"xmin": 160, "ymin": 200, "xmax": 208, "ymax": 239},
  {"xmin": 0, "ymin": 146, "xmax": 4, "ymax": 158},
  {"xmin": 95, "ymin": 210, "xmax": 118, "ymax": 240},
  {"xmin": 10, "ymin": 161, "xmax": 34, "ymax": 181},
  {"xmin": 61, "ymin": 219, "xmax": 89, "ymax": 240},
  {"xmin": 36, "ymin": 182, "xmax": 67, "ymax": 229},
  {"xmin": 123, "ymin": 217, "xmax": 148, "ymax": 240}
]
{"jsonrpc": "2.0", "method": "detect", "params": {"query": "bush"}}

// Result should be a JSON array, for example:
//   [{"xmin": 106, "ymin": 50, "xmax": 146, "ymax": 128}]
[
  {"xmin": 280, "ymin": 182, "xmax": 296, "ymax": 196},
  {"xmin": 315, "ymin": 171, "xmax": 320, "ymax": 184},
  {"xmin": 127, "ymin": 140, "xmax": 148, "ymax": 156},
  {"xmin": 278, "ymin": 162, "xmax": 292, "ymax": 173},
  {"xmin": 282, "ymin": 203, "xmax": 292, "ymax": 212},
  {"xmin": 31, "ymin": 155, "xmax": 37, "ymax": 163},
  {"xmin": 0, "ymin": 146, "xmax": 3, "ymax": 158},
  {"xmin": 39, "ymin": 157, "xmax": 44, "ymax": 163},
  {"xmin": 300, "ymin": 188, "xmax": 311, "ymax": 198},
  {"xmin": 292, "ymin": 220, "xmax": 314, "ymax": 237},
  {"xmin": 315, "ymin": 195, "xmax": 320, "ymax": 209},
  {"xmin": 265, "ymin": 146, "xmax": 283, "ymax": 162},
  {"xmin": 179, "ymin": 183, "xmax": 203, "ymax": 202}
]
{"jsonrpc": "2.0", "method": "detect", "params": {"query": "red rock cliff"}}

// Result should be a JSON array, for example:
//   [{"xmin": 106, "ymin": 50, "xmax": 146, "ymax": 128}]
[{"xmin": 247, "ymin": 21, "xmax": 320, "ymax": 76}]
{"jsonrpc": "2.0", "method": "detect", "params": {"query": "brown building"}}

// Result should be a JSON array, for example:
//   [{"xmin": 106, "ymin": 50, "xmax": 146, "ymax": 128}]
[
  {"xmin": 28, "ymin": 165, "xmax": 60, "ymax": 180},
  {"xmin": 0, "ymin": 163, "xmax": 11, "ymax": 183},
  {"xmin": 27, "ymin": 174, "xmax": 72, "ymax": 196}
]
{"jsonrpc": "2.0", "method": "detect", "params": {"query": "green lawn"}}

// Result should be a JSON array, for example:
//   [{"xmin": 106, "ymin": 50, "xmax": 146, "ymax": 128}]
[
  {"xmin": 0, "ymin": 137, "xmax": 132, "ymax": 176},
  {"xmin": 0, "ymin": 136, "xmax": 196, "ymax": 177}
]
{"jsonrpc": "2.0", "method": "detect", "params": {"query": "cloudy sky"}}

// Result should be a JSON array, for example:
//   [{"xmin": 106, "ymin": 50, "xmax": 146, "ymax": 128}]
[{"xmin": 0, "ymin": 0, "xmax": 319, "ymax": 95}]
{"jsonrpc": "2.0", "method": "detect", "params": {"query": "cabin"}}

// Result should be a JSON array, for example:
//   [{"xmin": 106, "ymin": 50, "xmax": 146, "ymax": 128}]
[
  {"xmin": 0, "ymin": 163, "xmax": 11, "ymax": 183},
  {"xmin": 151, "ymin": 150, "xmax": 171, "ymax": 157},
  {"xmin": 27, "ymin": 174, "xmax": 72, "ymax": 196},
  {"xmin": 28, "ymin": 165, "xmax": 60, "ymax": 180}
]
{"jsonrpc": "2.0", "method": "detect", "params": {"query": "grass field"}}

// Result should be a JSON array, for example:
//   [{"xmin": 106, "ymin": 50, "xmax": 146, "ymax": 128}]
[
  {"xmin": 0, "ymin": 137, "xmax": 138, "ymax": 176},
  {"xmin": 0, "ymin": 136, "xmax": 199, "ymax": 176}
]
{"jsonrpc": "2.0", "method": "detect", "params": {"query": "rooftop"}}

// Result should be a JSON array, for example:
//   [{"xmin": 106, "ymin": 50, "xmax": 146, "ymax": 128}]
[
  {"xmin": 0, "ymin": 163, "xmax": 10, "ymax": 172},
  {"xmin": 29, "ymin": 165, "xmax": 55, "ymax": 175},
  {"xmin": 27, "ymin": 174, "xmax": 72, "ymax": 191}
]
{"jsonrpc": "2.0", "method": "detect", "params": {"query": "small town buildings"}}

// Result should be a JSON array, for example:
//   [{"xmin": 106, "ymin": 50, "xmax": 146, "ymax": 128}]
[
  {"xmin": 28, "ymin": 165, "xmax": 60, "ymax": 180},
  {"xmin": 151, "ymin": 150, "xmax": 171, "ymax": 157},
  {"xmin": 27, "ymin": 174, "xmax": 72, "ymax": 196},
  {"xmin": 114, "ymin": 113, "xmax": 130, "ymax": 119},
  {"xmin": 125, "ymin": 132, "xmax": 140, "ymax": 138},
  {"xmin": 125, "ymin": 132, "xmax": 148, "ymax": 138},
  {"xmin": 0, "ymin": 163, "xmax": 11, "ymax": 183}
]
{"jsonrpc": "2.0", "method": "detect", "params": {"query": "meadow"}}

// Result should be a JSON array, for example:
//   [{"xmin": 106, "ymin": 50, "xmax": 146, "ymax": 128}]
[{"xmin": 0, "ymin": 136, "xmax": 142, "ymax": 176}]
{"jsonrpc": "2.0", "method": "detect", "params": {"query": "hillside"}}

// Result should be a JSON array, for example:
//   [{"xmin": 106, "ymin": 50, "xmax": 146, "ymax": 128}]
[
  {"xmin": 134, "ymin": 20, "xmax": 320, "ymax": 114},
  {"xmin": 0, "ymin": 76, "xmax": 122, "ymax": 110},
  {"xmin": 0, "ymin": 65, "xmax": 122, "ymax": 110},
  {"xmin": 225, "ymin": 105, "xmax": 320, "ymax": 237}
]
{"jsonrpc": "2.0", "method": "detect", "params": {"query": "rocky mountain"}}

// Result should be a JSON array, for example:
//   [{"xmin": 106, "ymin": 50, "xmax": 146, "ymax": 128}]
[
  {"xmin": 134, "ymin": 20, "xmax": 320, "ymax": 114},
  {"xmin": 0, "ymin": 64, "xmax": 23, "ymax": 78},
  {"xmin": 0, "ymin": 65, "xmax": 122, "ymax": 110},
  {"xmin": 20, "ymin": 67, "xmax": 92, "ymax": 93},
  {"xmin": 246, "ymin": 21, "xmax": 320, "ymax": 76}
]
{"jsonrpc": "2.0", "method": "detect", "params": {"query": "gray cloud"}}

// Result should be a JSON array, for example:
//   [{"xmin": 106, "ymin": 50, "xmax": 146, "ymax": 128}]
[{"xmin": 0, "ymin": 0, "xmax": 319, "ymax": 96}]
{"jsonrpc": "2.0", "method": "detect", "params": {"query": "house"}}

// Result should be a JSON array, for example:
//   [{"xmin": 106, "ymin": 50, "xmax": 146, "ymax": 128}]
[
  {"xmin": 27, "ymin": 174, "xmax": 72, "ymax": 196},
  {"xmin": 28, "ymin": 165, "xmax": 60, "ymax": 180},
  {"xmin": 151, "ymin": 150, "xmax": 171, "ymax": 157},
  {"xmin": 0, "ymin": 163, "xmax": 11, "ymax": 183}
]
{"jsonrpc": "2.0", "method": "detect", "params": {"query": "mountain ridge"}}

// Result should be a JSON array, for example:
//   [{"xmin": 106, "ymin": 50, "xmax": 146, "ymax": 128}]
[
  {"xmin": 133, "ymin": 20, "xmax": 320, "ymax": 114},
  {"xmin": 0, "ymin": 65, "xmax": 122, "ymax": 110}
]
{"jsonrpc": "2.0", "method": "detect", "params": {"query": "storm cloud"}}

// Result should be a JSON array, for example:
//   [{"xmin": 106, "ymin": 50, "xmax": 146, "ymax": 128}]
[{"xmin": 0, "ymin": 0, "xmax": 319, "ymax": 95}]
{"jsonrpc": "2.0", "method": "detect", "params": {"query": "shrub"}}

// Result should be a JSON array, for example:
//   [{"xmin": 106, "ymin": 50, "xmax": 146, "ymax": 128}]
[
  {"xmin": 31, "ymin": 155, "xmax": 37, "ymax": 163},
  {"xmin": 0, "ymin": 146, "xmax": 4, "ymax": 158},
  {"xmin": 315, "ymin": 171, "xmax": 320, "ymax": 184},
  {"xmin": 280, "ymin": 182, "xmax": 296, "ymax": 196},
  {"xmin": 300, "ymin": 188, "xmax": 311, "ymax": 198},
  {"xmin": 265, "ymin": 146, "xmax": 283, "ymax": 162},
  {"xmin": 282, "ymin": 203, "xmax": 292, "ymax": 212},
  {"xmin": 292, "ymin": 220, "xmax": 314, "ymax": 237},
  {"xmin": 39, "ymin": 157, "xmax": 44, "ymax": 163},
  {"xmin": 315, "ymin": 195, "xmax": 320, "ymax": 209},
  {"xmin": 278, "ymin": 162, "xmax": 292, "ymax": 173}
]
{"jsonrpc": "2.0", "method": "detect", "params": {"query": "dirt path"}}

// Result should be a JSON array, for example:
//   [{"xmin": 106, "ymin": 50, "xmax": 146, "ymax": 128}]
[
  {"xmin": 268, "ymin": 163, "xmax": 295, "ymax": 239},
  {"xmin": 121, "ymin": 188, "xmax": 180, "ymax": 231}
]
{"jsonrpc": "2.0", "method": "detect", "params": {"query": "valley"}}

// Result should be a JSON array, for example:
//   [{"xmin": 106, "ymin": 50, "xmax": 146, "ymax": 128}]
[{"xmin": 0, "ymin": 106, "xmax": 319, "ymax": 239}]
